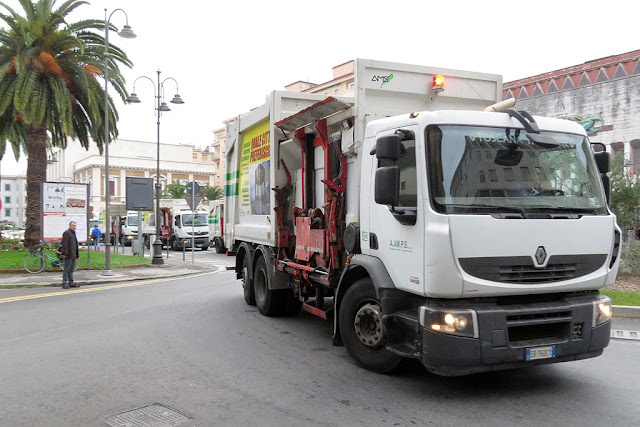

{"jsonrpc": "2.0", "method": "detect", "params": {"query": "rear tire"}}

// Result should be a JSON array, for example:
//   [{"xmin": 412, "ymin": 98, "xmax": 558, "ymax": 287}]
[
  {"xmin": 214, "ymin": 238, "xmax": 226, "ymax": 254},
  {"xmin": 24, "ymin": 254, "xmax": 45, "ymax": 273},
  {"xmin": 253, "ymin": 256, "xmax": 287, "ymax": 316},
  {"xmin": 338, "ymin": 278, "xmax": 402, "ymax": 373},
  {"xmin": 242, "ymin": 256, "xmax": 255, "ymax": 305}
]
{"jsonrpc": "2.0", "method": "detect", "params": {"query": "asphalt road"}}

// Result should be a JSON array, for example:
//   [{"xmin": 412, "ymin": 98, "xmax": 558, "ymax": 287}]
[{"xmin": 0, "ymin": 257, "xmax": 639, "ymax": 426}]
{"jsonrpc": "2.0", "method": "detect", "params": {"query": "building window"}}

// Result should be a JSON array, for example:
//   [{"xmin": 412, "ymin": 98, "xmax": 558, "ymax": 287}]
[
  {"xmin": 4, "ymin": 208, "xmax": 9, "ymax": 217},
  {"xmin": 109, "ymin": 181, "xmax": 115, "ymax": 196},
  {"xmin": 479, "ymin": 170, "xmax": 485, "ymax": 183},
  {"xmin": 630, "ymin": 139, "xmax": 640, "ymax": 171},
  {"xmin": 4, "ymin": 196, "xmax": 9, "ymax": 204},
  {"xmin": 489, "ymin": 169, "xmax": 497, "ymax": 182},
  {"xmin": 4, "ymin": 183, "xmax": 9, "ymax": 191},
  {"xmin": 504, "ymin": 168, "xmax": 514, "ymax": 181}
]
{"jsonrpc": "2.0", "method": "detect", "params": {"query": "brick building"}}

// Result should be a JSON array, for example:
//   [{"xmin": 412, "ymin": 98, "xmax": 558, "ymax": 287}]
[{"xmin": 503, "ymin": 49, "xmax": 640, "ymax": 169}]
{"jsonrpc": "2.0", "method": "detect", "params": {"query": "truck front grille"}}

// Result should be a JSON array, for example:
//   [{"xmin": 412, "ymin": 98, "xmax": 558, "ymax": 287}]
[
  {"xmin": 508, "ymin": 322, "xmax": 568, "ymax": 345},
  {"xmin": 458, "ymin": 254, "xmax": 607, "ymax": 284},
  {"xmin": 500, "ymin": 264, "xmax": 576, "ymax": 282}
]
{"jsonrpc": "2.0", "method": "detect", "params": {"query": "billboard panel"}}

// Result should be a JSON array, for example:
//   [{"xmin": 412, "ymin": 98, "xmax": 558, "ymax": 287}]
[
  {"xmin": 42, "ymin": 182, "xmax": 89, "ymax": 243},
  {"xmin": 239, "ymin": 119, "xmax": 271, "ymax": 215}
]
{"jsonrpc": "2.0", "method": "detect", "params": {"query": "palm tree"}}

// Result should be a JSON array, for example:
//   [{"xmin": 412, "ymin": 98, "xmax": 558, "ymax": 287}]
[
  {"xmin": 202, "ymin": 185, "xmax": 223, "ymax": 201},
  {"xmin": 0, "ymin": 0, "xmax": 133, "ymax": 247},
  {"xmin": 162, "ymin": 181, "xmax": 186, "ymax": 199}
]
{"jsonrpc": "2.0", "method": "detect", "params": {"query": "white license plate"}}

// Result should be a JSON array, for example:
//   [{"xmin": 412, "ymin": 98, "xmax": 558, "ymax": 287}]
[{"xmin": 526, "ymin": 346, "xmax": 556, "ymax": 361}]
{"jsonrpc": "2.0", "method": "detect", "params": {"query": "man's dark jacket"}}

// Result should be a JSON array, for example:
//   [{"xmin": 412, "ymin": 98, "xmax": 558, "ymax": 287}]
[{"xmin": 61, "ymin": 228, "xmax": 79, "ymax": 258}]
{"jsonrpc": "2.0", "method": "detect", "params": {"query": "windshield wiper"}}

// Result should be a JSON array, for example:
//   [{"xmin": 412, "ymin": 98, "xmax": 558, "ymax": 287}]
[
  {"xmin": 526, "ymin": 206, "xmax": 600, "ymax": 214},
  {"xmin": 442, "ymin": 203, "xmax": 526, "ymax": 215}
]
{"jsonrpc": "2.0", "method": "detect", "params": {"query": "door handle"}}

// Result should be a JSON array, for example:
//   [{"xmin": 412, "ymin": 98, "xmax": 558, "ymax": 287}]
[{"xmin": 369, "ymin": 232, "xmax": 378, "ymax": 250}]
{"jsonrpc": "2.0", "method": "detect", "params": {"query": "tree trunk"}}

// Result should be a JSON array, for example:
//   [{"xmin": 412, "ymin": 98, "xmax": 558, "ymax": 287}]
[{"xmin": 24, "ymin": 127, "xmax": 48, "ymax": 248}]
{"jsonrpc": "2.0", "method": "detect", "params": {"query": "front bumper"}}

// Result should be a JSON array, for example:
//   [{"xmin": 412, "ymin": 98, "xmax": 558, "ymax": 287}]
[
  {"xmin": 419, "ymin": 292, "xmax": 610, "ymax": 376},
  {"xmin": 181, "ymin": 237, "xmax": 209, "ymax": 248}
]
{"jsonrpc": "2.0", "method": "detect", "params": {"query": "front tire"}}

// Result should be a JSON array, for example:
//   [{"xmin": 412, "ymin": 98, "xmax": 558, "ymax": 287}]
[
  {"xmin": 24, "ymin": 254, "xmax": 45, "ymax": 273},
  {"xmin": 338, "ymin": 278, "xmax": 402, "ymax": 373},
  {"xmin": 253, "ymin": 256, "xmax": 287, "ymax": 316}
]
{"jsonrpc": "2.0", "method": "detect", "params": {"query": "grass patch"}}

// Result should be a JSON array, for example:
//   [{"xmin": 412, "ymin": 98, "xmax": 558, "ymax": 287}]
[
  {"xmin": 0, "ymin": 249, "xmax": 149, "ymax": 271},
  {"xmin": 601, "ymin": 289, "xmax": 640, "ymax": 307}
]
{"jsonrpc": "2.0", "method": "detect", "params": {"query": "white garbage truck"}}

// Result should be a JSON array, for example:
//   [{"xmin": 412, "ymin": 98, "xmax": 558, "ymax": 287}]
[
  {"xmin": 142, "ymin": 199, "xmax": 210, "ymax": 251},
  {"xmin": 208, "ymin": 200, "xmax": 226, "ymax": 253},
  {"xmin": 222, "ymin": 59, "xmax": 619, "ymax": 376}
]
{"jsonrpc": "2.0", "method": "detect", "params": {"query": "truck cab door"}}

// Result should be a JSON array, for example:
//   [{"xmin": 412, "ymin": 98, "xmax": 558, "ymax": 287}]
[{"xmin": 367, "ymin": 126, "xmax": 424, "ymax": 295}]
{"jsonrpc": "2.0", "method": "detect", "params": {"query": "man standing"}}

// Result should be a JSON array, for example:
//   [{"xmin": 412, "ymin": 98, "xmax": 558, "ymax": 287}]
[
  {"xmin": 61, "ymin": 221, "xmax": 80, "ymax": 289},
  {"xmin": 90, "ymin": 224, "xmax": 102, "ymax": 251}
]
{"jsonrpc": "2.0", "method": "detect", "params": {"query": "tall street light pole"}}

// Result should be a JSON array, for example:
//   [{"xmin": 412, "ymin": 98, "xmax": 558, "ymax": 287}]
[
  {"xmin": 103, "ymin": 9, "xmax": 136, "ymax": 276},
  {"xmin": 126, "ymin": 71, "xmax": 184, "ymax": 265}
]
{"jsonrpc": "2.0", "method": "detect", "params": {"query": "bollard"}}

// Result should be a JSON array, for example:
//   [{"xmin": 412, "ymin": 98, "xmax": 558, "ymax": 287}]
[{"xmin": 183, "ymin": 239, "xmax": 187, "ymax": 261}]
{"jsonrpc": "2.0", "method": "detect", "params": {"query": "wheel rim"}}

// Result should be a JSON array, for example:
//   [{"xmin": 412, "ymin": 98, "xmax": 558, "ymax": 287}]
[
  {"xmin": 354, "ymin": 302, "xmax": 386, "ymax": 348},
  {"xmin": 242, "ymin": 266, "xmax": 249, "ymax": 292},
  {"xmin": 254, "ymin": 267, "xmax": 267, "ymax": 304},
  {"xmin": 24, "ymin": 255, "xmax": 43, "ymax": 273}
]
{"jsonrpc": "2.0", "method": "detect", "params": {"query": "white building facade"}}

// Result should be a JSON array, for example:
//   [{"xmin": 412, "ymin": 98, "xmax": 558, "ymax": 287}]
[
  {"xmin": 47, "ymin": 138, "xmax": 218, "ymax": 219},
  {"xmin": 0, "ymin": 175, "xmax": 27, "ymax": 228}
]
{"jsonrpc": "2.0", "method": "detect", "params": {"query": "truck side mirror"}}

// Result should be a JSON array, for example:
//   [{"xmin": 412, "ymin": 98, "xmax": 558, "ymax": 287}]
[
  {"xmin": 601, "ymin": 173, "xmax": 611, "ymax": 205},
  {"xmin": 594, "ymin": 151, "xmax": 610, "ymax": 174},
  {"xmin": 373, "ymin": 135, "xmax": 404, "ymax": 160},
  {"xmin": 375, "ymin": 166, "xmax": 400, "ymax": 206}
]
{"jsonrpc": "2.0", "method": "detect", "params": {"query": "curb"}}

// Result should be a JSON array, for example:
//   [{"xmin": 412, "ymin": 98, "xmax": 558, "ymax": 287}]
[
  {"xmin": 612, "ymin": 305, "xmax": 640, "ymax": 319},
  {"xmin": 0, "ymin": 266, "xmax": 212, "ymax": 288},
  {"xmin": 0, "ymin": 262, "xmax": 151, "ymax": 274}
]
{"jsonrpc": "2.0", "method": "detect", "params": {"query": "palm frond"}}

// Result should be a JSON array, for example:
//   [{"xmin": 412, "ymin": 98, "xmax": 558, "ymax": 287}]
[{"xmin": 13, "ymin": 66, "xmax": 38, "ymax": 112}]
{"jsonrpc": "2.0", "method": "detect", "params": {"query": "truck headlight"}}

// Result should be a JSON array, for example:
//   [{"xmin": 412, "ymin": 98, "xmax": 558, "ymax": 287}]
[
  {"xmin": 593, "ymin": 296, "xmax": 612, "ymax": 327},
  {"xmin": 419, "ymin": 307, "xmax": 479, "ymax": 338}
]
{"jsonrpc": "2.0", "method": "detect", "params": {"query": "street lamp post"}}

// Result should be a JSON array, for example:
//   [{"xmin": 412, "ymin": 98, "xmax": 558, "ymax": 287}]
[
  {"xmin": 126, "ymin": 71, "xmax": 185, "ymax": 265},
  {"xmin": 103, "ymin": 9, "xmax": 136, "ymax": 276}
]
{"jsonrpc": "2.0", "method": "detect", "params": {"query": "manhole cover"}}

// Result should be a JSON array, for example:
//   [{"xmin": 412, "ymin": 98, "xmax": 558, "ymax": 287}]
[{"xmin": 105, "ymin": 404, "xmax": 192, "ymax": 427}]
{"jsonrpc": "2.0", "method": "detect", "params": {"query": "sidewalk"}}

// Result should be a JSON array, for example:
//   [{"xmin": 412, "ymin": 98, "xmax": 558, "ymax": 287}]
[{"xmin": 0, "ymin": 261, "xmax": 221, "ymax": 288}]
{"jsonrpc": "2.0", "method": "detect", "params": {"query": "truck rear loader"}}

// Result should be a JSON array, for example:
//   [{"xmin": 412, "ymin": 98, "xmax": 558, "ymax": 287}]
[{"xmin": 223, "ymin": 59, "xmax": 620, "ymax": 376}]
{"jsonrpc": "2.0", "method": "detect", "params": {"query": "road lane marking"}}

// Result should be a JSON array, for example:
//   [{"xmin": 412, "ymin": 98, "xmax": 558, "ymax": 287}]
[{"xmin": 0, "ymin": 268, "xmax": 230, "ymax": 305}]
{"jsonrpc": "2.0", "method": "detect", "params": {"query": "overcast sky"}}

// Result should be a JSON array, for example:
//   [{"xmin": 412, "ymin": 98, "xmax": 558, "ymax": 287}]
[{"xmin": 1, "ymin": 0, "xmax": 638, "ymax": 175}]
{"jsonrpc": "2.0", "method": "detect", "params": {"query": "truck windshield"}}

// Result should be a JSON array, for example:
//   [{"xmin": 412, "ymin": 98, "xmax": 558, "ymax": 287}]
[
  {"xmin": 182, "ymin": 214, "xmax": 208, "ymax": 227},
  {"xmin": 426, "ymin": 125, "xmax": 607, "ymax": 214},
  {"xmin": 127, "ymin": 216, "xmax": 138, "ymax": 226}
]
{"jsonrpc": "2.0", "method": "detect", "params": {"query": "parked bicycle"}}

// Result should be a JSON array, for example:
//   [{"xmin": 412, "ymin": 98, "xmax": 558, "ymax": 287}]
[{"xmin": 23, "ymin": 242, "xmax": 80, "ymax": 274}]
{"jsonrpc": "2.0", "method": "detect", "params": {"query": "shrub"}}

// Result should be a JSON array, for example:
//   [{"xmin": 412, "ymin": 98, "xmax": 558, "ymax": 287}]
[
  {"xmin": 620, "ymin": 240, "xmax": 640, "ymax": 275},
  {"xmin": 0, "ymin": 239, "xmax": 24, "ymax": 251}
]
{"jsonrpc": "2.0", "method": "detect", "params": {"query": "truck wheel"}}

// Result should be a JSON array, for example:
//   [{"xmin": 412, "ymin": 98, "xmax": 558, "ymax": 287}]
[
  {"xmin": 201, "ymin": 245, "xmax": 209, "ymax": 251},
  {"xmin": 144, "ymin": 235, "xmax": 150, "ymax": 249},
  {"xmin": 242, "ymin": 256, "xmax": 255, "ymax": 305},
  {"xmin": 253, "ymin": 256, "xmax": 286, "ymax": 316},
  {"xmin": 214, "ymin": 238, "xmax": 226, "ymax": 254},
  {"xmin": 170, "ymin": 237, "xmax": 178, "ymax": 251},
  {"xmin": 339, "ymin": 278, "xmax": 402, "ymax": 373}
]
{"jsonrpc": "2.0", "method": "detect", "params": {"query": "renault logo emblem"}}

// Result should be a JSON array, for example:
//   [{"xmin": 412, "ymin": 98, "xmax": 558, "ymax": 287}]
[{"xmin": 535, "ymin": 246, "xmax": 547, "ymax": 265}]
